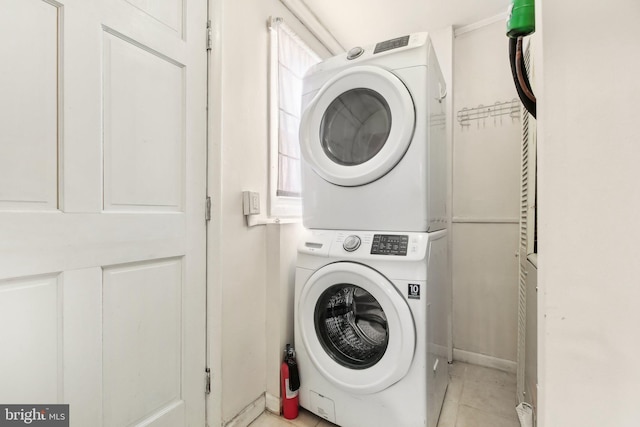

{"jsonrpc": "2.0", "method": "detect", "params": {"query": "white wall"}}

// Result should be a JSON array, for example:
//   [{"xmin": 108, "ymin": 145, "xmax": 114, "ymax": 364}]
[
  {"xmin": 452, "ymin": 20, "xmax": 521, "ymax": 368},
  {"xmin": 207, "ymin": 0, "xmax": 330, "ymax": 425},
  {"xmin": 265, "ymin": 222, "xmax": 304, "ymax": 413},
  {"xmin": 536, "ymin": 0, "xmax": 640, "ymax": 425}
]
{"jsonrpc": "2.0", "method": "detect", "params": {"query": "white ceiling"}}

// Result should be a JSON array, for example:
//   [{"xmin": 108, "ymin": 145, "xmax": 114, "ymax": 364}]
[{"xmin": 302, "ymin": 0, "xmax": 510, "ymax": 50}]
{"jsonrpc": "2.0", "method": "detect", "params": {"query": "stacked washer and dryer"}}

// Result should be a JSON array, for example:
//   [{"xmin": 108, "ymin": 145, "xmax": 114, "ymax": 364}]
[{"xmin": 294, "ymin": 33, "xmax": 451, "ymax": 427}]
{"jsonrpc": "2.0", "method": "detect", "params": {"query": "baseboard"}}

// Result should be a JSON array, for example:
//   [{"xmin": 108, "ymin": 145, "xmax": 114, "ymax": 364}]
[
  {"xmin": 265, "ymin": 392, "xmax": 280, "ymax": 415},
  {"xmin": 453, "ymin": 348, "xmax": 517, "ymax": 374},
  {"xmin": 224, "ymin": 394, "xmax": 265, "ymax": 427}
]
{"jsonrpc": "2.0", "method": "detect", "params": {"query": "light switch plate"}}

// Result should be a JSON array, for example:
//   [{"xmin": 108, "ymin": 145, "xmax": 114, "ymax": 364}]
[{"xmin": 242, "ymin": 191, "xmax": 260, "ymax": 215}]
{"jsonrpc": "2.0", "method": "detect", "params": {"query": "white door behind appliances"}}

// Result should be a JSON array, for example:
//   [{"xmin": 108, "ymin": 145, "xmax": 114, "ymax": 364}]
[
  {"xmin": 0, "ymin": 1, "xmax": 206, "ymax": 425},
  {"xmin": 299, "ymin": 33, "xmax": 447, "ymax": 232}
]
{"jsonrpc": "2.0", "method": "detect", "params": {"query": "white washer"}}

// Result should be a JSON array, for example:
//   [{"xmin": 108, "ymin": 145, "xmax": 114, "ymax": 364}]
[
  {"xmin": 294, "ymin": 229, "xmax": 450, "ymax": 427},
  {"xmin": 299, "ymin": 33, "xmax": 447, "ymax": 232}
]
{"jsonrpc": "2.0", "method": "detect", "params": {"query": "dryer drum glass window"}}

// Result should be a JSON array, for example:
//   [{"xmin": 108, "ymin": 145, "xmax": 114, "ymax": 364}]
[
  {"xmin": 314, "ymin": 283, "xmax": 389, "ymax": 369},
  {"xmin": 320, "ymin": 89, "xmax": 392, "ymax": 166}
]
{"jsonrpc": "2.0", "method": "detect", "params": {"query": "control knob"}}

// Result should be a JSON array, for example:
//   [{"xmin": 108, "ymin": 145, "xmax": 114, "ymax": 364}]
[
  {"xmin": 346, "ymin": 46, "xmax": 364, "ymax": 60},
  {"xmin": 343, "ymin": 235, "xmax": 361, "ymax": 252}
]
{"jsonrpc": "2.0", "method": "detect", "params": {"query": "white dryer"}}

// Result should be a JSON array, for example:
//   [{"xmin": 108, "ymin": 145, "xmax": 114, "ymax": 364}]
[
  {"xmin": 299, "ymin": 33, "xmax": 447, "ymax": 232},
  {"xmin": 294, "ymin": 229, "xmax": 450, "ymax": 427}
]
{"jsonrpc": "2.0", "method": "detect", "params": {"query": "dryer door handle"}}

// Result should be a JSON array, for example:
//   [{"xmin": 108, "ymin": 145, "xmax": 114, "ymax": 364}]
[{"xmin": 436, "ymin": 83, "xmax": 447, "ymax": 103}]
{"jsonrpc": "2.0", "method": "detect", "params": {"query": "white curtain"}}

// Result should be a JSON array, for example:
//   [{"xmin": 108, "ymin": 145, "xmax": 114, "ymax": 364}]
[{"xmin": 271, "ymin": 18, "xmax": 320, "ymax": 197}]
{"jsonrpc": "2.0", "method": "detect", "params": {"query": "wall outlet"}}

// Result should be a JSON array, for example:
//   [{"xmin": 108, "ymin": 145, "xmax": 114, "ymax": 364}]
[{"xmin": 242, "ymin": 191, "xmax": 260, "ymax": 215}]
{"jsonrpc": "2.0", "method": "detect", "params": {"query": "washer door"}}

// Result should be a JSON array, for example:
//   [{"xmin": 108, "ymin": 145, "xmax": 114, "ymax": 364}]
[
  {"xmin": 298, "ymin": 262, "xmax": 415, "ymax": 394},
  {"xmin": 299, "ymin": 66, "xmax": 415, "ymax": 187}
]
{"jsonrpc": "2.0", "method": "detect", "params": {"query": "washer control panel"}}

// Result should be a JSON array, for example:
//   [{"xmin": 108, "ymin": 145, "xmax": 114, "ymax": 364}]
[
  {"xmin": 300, "ymin": 230, "xmax": 434, "ymax": 261},
  {"xmin": 370, "ymin": 234, "xmax": 409, "ymax": 256},
  {"xmin": 343, "ymin": 235, "xmax": 362, "ymax": 252}
]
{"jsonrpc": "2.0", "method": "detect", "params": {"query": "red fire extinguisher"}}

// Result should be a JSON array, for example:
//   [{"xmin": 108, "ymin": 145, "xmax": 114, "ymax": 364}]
[{"xmin": 281, "ymin": 344, "xmax": 300, "ymax": 419}]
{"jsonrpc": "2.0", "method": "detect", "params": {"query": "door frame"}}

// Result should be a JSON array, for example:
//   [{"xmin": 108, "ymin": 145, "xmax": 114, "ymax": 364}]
[{"xmin": 205, "ymin": 0, "xmax": 223, "ymax": 425}]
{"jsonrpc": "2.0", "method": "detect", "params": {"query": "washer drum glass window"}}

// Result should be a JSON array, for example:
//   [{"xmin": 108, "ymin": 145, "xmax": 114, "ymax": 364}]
[
  {"xmin": 314, "ymin": 283, "xmax": 388, "ymax": 369},
  {"xmin": 320, "ymin": 89, "xmax": 391, "ymax": 166},
  {"xmin": 297, "ymin": 262, "xmax": 415, "ymax": 394}
]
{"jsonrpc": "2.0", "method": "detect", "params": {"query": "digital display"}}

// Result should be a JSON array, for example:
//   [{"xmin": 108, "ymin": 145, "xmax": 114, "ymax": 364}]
[
  {"xmin": 370, "ymin": 234, "xmax": 408, "ymax": 256},
  {"xmin": 373, "ymin": 35, "xmax": 410, "ymax": 54}
]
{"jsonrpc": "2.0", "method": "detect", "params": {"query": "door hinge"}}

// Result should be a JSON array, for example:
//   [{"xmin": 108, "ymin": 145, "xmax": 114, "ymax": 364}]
[
  {"xmin": 205, "ymin": 196, "xmax": 212, "ymax": 221},
  {"xmin": 205, "ymin": 368, "xmax": 211, "ymax": 394},
  {"xmin": 206, "ymin": 20, "xmax": 212, "ymax": 51}
]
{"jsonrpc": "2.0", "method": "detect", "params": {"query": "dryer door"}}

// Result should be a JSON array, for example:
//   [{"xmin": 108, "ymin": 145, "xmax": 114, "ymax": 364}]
[
  {"xmin": 297, "ymin": 262, "xmax": 415, "ymax": 394},
  {"xmin": 299, "ymin": 66, "xmax": 415, "ymax": 187}
]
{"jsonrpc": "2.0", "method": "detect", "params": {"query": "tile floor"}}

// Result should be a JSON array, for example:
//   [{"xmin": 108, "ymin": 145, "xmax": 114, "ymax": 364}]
[{"xmin": 249, "ymin": 362, "xmax": 520, "ymax": 427}]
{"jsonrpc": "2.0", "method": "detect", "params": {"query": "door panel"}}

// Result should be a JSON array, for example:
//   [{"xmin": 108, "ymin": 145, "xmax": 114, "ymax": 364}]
[
  {"xmin": 125, "ymin": 0, "xmax": 184, "ymax": 36},
  {"xmin": 103, "ymin": 30, "xmax": 185, "ymax": 212},
  {"xmin": 0, "ymin": 274, "xmax": 60, "ymax": 403},
  {"xmin": 0, "ymin": 0, "xmax": 207, "ymax": 426},
  {"xmin": 0, "ymin": 0, "xmax": 58, "ymax": 210},
  {"xmin": 103, "ymin": 259, "xmax": 183, "ymax": 427}
]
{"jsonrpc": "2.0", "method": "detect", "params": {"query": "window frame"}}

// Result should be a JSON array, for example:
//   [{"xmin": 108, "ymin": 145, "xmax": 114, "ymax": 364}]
[{"xmin": 267, "ymin": 16, "xmax": 321, "ymax": 218}]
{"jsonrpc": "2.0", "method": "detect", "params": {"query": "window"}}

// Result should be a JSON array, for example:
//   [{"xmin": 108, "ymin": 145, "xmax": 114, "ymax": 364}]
[{"xmin": 268, "ymin": 17, "xmax": 321, "ymax": 217}]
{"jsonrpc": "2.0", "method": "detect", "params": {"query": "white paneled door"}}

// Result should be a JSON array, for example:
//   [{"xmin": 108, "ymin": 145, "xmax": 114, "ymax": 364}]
[{"xmin": 0, "ymin": 0, "xmax": 207, "ymax": 426}]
